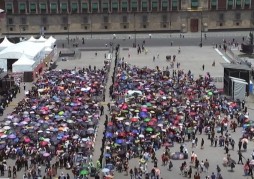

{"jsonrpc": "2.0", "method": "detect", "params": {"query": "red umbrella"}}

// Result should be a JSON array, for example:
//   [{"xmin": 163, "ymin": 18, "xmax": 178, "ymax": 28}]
[
  {"xmin": 108, "ymin": 122, "xmax": 114, "ymax": 126},
  {"xmin": 131, "ymin": 118, "xmax": 138, "ymax": 122},
  {"xmin": 118, "ymin": 132, "xmax": 126, "ymax": 138},
  {"xmin": 151, "ymin": 118, "xmax": 157, "ymax": 122},
  {"xmin": 148, "ymin": 121, "xmax": 155, "ymax": 126},
  {"xmin": 40, "ymin": 141, "xmax": 49, "ymax": 147}
]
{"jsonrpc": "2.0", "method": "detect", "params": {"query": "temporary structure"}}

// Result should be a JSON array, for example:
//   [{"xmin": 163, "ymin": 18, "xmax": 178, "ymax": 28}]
[
  {"xmin": 44, "ymin": 36, "xmax": 56, "ymax": 48},
  {"xmin": 27, "ymin": 36, "xmax": 37, "ymax": 42},
  {"xmin": 12, "ymin": 54, "xmax": 36, "ymax": 72},
  {"xmin": 0, "ymin": 36, "xmax": 14, "ymax": 51},
  {"xmin": 38, "ymin": 36, "xmax": 47, "ymax": 42}
]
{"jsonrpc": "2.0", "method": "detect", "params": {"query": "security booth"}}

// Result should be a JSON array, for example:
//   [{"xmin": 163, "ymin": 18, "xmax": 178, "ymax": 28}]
[{"xmin": 222, "ymin": 63, "xmax": 251, "ymax": 97}]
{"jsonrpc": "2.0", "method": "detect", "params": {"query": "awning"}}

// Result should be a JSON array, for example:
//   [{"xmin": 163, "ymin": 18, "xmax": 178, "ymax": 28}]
[
  {"xmin": 112, "ymin": 2, "xmax": 118, "ymax": 8},
  {"xmin": 245, "ymin": 0, "xmax": 250, "ymax": 5},
  {"xmin": 6, "ymin": 3, "xmax": 12, "ymax": 10},
  {"xmin": 102, "ymin": 3, "xmax": 108, "ymax": 8},
  {"xmin": 40, "ymin": 3, "xmax": 46, "ymax": 10},
  {"xmin": 142, "ymin": 1, "xmax": 147, "ymax": 8},
  {"xmin": 72, "ymin": 3, "xmax": 78, "ymax": 10},
  {"xmin": 51, "ymin": 3, "xmax": 57, "ymax": 10},
  {"xmin": 152, "ymin": 1, "xmax": 158, "ymax": 8},
  {"xmin": 30, "ymin": 3, "xmax": 36, "ymax": 10},
  {"xmin": 131, "ymin": 1, "xmax": 137, "ymax": 8},
  {"xmin": 228, "ymin": 0, "xmax": 233, "ymax": 5},
  {"xmin": 122, "ymin": 2, "xmax": 128, "ymax": 8},
  {"xmin": 211, "ymin": 0, "xmax": 217, "ymax": 6},
  {"xmin": 162, "ymin": 0, "xmax": 168, "ymax": 7},
  {"xmin": 92, "ymin": 3, "xmax": 98, "ymax": 9},
  {"xmin": 61, "ymin": 3, "xmax": 67, "ymax": 10},
  {"xmin": 19, "ymin": 3, "xmax": 25, "ymax": 10}
]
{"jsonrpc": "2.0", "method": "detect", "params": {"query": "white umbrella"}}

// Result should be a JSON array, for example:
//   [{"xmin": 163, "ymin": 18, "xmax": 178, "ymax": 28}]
[
  {"xmin": 125, "ymin": 122, "xmax": 130, "ymax": 125},
  {"xmin": 3, "ymin": 126, "xmax": 11, "ymax": 130},
  {"xmin": 1, "ymin": 135, "xmax": 7, "ymax": 139},
  {"xmin": 102, "ymin": 168, "xmax": 110, "ymax": 173},
  {"xmin": 139, "ymin": 134, "xmax": 144, "ymax": 138}
]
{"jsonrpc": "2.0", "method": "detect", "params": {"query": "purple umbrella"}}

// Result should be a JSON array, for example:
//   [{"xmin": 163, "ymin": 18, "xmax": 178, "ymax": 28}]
[
  {"xmin": 8, "ymin": 134, "xmax": 17, "ymax": 139},
  {"xmin": 139, "ymin": 111, "xmax": 149, "ymax": 118},
  {"xmin": 43, "ymin": 152, "xmax": 50, "ymax": 157}
]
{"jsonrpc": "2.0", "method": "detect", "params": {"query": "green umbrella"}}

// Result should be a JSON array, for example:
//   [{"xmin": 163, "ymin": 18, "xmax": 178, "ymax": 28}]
[
  {"xmin": 144, "ymin": 118, "xmax": 150, "ymax": 122},
  {"xmin": 122, "ymin": 110, "xmax": 128, "ymax": 113},
  {"xmin": 146, "ymin": 127, "xmax": 153, "ymax": 132},
  {"xmin": 146, "ymin": 103, "xmax": 152, "ymax": 107},
  {"xmin": 207, "ymin": 91, "xmax": 213, "ymax": 96},
  {"xmin": 80, "ymin": 169, "xmax": 89, "ymax": 175},
  {"xmin": 58, "ymin": 111, "xmax": 64, "ymax": 116}
]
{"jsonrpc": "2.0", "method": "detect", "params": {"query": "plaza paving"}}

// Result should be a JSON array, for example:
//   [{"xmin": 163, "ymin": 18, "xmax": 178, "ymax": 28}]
[{"xmin": 1, "ymin": 44, "xmax": 254, "ymax": 179}]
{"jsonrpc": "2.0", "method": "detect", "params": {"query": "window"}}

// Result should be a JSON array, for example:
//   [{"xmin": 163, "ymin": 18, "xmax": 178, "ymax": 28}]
[
  {"xmin": 172, "ymin": 0, "xmax": 178, "ymax": 10},
  {"xmin": 82, "ymin": 3, "xmax": 88, "ymax": 13},
  {"xmin": 235, "ymin": 12, "xmax": 241, "ymax": 20},
  {"xmin": 102, "ymin": 2, "xmax": 109, "ymax": 12},
  {"xmin": 104, "ymin": 16, "xmax": 109, "ymax": 23},
  {"xmin": 228, "ymin": 0, "xmax": 233, "ymax": 9},
  {"xmin": 131, "ymin": 0, "xmax": 138, "ymax": 12},
  {"xmin": 141, "ymin": 0, "xmax": 148, "ymax": 12},
  {"xmin": 8, "ymin": 18, "xmax": 13, "ymax": 25},
  {"xmin": 112, "ymin": 2, "xmax": 118, "ymax": 12},
  {"xmin": 40, "ymin": 3, "xmax": 46, "ymax": 13},
  {"xmin": 21, "ymin": 17, "xmax": 27, "ymax": 24},
  {"xmin": 42, "ymin": 16, "xmax": 47, "ymax": 24},
  {"xmin": 92, "ymin": 3, "xmax": 98, "ymax": 13},
  {"xmin": 122, "ymin": 15, "xmax": 128, "ymax": 23},
  {"xmin": 236, "ymin": 0, "xmax": 242, "ymax": 9},
  {"xmin": 219, "ymin": 13, "xmax": 224, "ymax": 21},
  {"xmin": 19, "ymin": 3, "xmax": 26, "ymax": 13},
  {"xmin": 245, "ymin": 0, "xmax": 250, "ymax": 8},
  {"xmin": 50, "ymin": 3, "xmax": 57, "ymax": 13},
  {"xmin": 30, "ymin": 3, "xmax": 36, "ymax": 13},
  {"xmin": 71, "ymin": 2, "xmax": 78, "ymax": 13},
  {"xmin": 142, "ymin": 15, "xmax": 147, "ymax": 23},
  {"xmin": 6, "ymin": 3, "xmax": 13, "ymax": 14},
  {"xmin": 191, "ymin": 0, "xmax": 198, "ymax": 9},
  {"xmin": 211, "ymin": 0, "xmax": 217, "ymax": 10},
  {"xmin": 61, "ymin": 3, "xmax": 68, "ymax": 13},
  {"xmin": 162, "ymin": 15, "xmax": 167, "ymax": 22},
  {"xmin": 122, "ymin": 1, "xmax": 128, "ymax": 12},
  {"xmin": 152, "ymin": 1, "xmax": 158, "ymax": 11},
  {"xmin": 161, "ymin": 0, "xmax": 168, "ymax": 11}
]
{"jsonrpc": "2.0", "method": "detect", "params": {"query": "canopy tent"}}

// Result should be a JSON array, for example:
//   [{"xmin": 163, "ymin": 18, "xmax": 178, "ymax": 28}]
[
  {"xmin": 0, "ymin": 36, "xmax": 14, "ymax": 51},
  {"xmin": 45, "ymin": 47, "xmax": 53, "ymax": 54},
  {"xmin": 0, "ymin": 41, "xmax": 45, "ymax": 71},
  {"xmin": 12, "ymin": 54, "xmax": 35, "ymax": 72},
  {"xmin": 44, "ymin": 36, "xmax": 56, "ymax": 48},
  {"xmin": 27, "ymin": 36, "xmax": 37, "ymax": 42},
  {"xmin": 38, "ymin": 36, "xmax": 47, "ymax": 42}
]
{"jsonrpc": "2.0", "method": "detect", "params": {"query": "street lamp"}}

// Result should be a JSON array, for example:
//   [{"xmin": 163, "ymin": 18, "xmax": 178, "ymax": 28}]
[
  {"xmin": 134, "ymin": 12, "xmax": 136, "ymax": 47},
  {"xmin": 67, "ymin": 24, "xmax": 70, "ymax": 45},
  {"xmin": 200, "ymin": 8, "xmax": 203, "ymax": 47}
]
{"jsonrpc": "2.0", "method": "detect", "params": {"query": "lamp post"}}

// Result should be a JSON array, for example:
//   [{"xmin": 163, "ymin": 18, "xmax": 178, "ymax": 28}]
[
  {"xmin": 200, "ymin": 10, "xmax": 203, "ymax": 47},
  {"xmin": 67, "ymin": 24, "xmax": 70, "ymax": 45},
  {"xmin": 134, "ymin": 12, "xmax": 136, "ymax": 47}
]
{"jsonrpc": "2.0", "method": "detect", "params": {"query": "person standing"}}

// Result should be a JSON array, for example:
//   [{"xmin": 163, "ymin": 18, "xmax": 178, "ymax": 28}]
[
  {"xmin": 238, "ymin": 150, "xmax": 244, "ymax": 164},
  {"xmin": 202, "ymin": 64, "xmax": 205, "ymax": 71},
  {"xmin": 201, "ymin": 138, "xmax": 204, "ymax": 149},
  {"xmin": 23, "ymin": 83, "xmax": 26, "ymax": 91},
  {"xmin": 204, "ymin": 159, "xmax": 209, "ymax": 173}
]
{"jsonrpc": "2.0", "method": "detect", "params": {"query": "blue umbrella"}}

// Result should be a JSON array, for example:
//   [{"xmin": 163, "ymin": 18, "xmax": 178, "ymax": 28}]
[
  {"xmin": 139, "ymin": 111, "xmax": 149, "ymax": 118},
  {"xmin": 104, "ymin": 153, "xmax": 111, "ymax": 157},
  {"xmin": 116, "ymin": 139, "xmax": 125, "ymax": 145},
  {"xmin": 132, "ymin": 129, "xmax": 139, "ymax": 134},
  {"xmin": 105, "ymin": 132, "xmax": 113, "ymax": 138}
]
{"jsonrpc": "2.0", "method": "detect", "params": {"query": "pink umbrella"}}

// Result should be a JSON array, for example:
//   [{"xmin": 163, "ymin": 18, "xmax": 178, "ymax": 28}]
[
  {"xmin": 24, "ymin": 138, "xmax": 31, "ymax": 143},
  {"xmin": 43, "ymin": 152, "xmax": 50, "ymax": 157}
]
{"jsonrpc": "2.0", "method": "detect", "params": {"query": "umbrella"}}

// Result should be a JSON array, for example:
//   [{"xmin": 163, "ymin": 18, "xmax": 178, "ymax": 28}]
[
  {"xmin": 8, "ymin": 134, "xmax": 16, "ymax": 139},
  {"xmin": 40, "ymin": 141, "xmax": 48, "ymax": 147},
  {"xmin": 131, "ymin": 118, "xmax": 139, "ymax": 122},
  {"xmin": 3, "ymin": 126, "xmax": 11, "ymax": 130},
  {"xmin": 144, "ymin": 118, "xmax": 150, "ymax": 122},
  {"xmin": 105, "ymin": 132, "xmax": 113, "ymax": 138},
  {"xmin": 43, "ymin": 152, "xmax": 50, "ymax": 157},
  {"xmin": 207, "ymin": 91, "xmax": 213, "ymax": 96},
  {"xmin": 80, "ymin": 169, "xmax": 89, "ymax": 175},
  {"xmin": 102, "ymin": 168, "xmax": 110, "ymax": 173},
  {"xmin": 145, "ymin": 127, "xmax": 153, "ymax": 132},
  {"xmin": 116, "ymin": 139, "xmax": 125, "ymax": 144}
]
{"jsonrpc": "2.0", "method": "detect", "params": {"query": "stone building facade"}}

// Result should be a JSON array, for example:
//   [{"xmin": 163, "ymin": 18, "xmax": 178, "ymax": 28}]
[{"xmin": 1, "ymin": 0, "xmax": 254, "ymax": 35}]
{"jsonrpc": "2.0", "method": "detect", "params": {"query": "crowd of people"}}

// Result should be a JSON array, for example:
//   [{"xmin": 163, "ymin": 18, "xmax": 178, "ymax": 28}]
[
  {"xmin": 101, "ymin": 56, "xmax": 253, "ymax": 179},
  {"xmin": 0, "ymin": 62, "xmax": 111, "ymax": 178}
]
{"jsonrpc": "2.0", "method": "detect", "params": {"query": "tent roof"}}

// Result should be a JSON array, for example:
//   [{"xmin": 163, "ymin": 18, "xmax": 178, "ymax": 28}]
[
  {"xmin": 45, "ymin": 47, "xmax": 53, "ymax": 52},
  {"xmin": 27, "ymin": 36, "xmax": 37, "ymax": 42},
  {"xmin": 45, "ymin": 36, "xmax": 56, "ymax": 47},
  {"xmin": 0, "ymin": 41, "xmax": 45, "ymax": 59},
  {"xmin": 13, "ymin": 54, "xmax": 35, "ymax": 65},
  {"xmin": 48, "ymin": 36, "xmax": 56, "ymax": 42},
  {"xmin": 0, "ymin": 36, "xmax": 14, "ymax": 48},
  {"xmin": 221, "ymin": 63, "xmax": 251, "ymax": 71},
  {"xmin": 38, "ymin": 36, "xmax": 47, "ymax": 42}
]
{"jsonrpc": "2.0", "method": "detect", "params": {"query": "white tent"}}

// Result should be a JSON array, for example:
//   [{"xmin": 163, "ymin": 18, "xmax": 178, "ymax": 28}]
[
  {"xmin": 12, "ymin": 54, "xmax": 35, "ymax": 72},
  {"xmin": 44, "ymin": 36, "xmax": 56, "ymax": 47},
  {"xmin": 27, "ymin": 36, "xmax": 37, "ymax": 42},
  {"xmin": 0, "ymin": 37, "xmax": 14, "ymax": 51},
  {"xmin": 45, "ymin": 47, "xmax": 53, "ymax": 54},
  {"xmin": 38, "ymin": 36, "xmax": 47, "ymax": 42}
]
